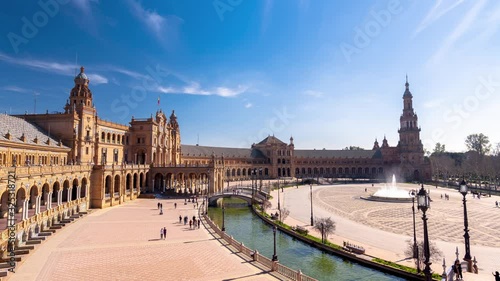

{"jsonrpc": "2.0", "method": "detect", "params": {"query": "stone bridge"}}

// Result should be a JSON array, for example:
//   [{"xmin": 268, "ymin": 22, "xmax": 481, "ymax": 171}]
[{"xmin": 208, "ymin": 187, "xmax": 268, "ymax": 206}]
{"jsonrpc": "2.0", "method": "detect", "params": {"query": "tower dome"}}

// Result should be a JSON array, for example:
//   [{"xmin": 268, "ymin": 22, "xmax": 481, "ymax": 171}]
[{"xmin": 74, "ymin": 66, "xmax": 89, "ymax": 86}]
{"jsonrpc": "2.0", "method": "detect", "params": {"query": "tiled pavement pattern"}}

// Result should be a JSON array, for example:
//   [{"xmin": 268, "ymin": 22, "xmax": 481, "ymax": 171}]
[
  {"xmin": 314, "ymin": 183, "xmax": 500, "ymax": 247},
  {"xmin": 9, "ymin": 199, "xmax": 282, "ymax": 281}
]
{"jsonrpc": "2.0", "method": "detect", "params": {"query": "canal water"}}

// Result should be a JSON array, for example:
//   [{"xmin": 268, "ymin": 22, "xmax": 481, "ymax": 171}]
[{"xmin": 208, "ymin": 204, "xmax": 407, "ymax": 281}]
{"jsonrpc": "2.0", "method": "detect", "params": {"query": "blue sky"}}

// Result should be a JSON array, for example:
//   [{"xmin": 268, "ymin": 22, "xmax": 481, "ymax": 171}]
[{"xmin": 1, "ymin": 0, "xmax": 500, "ymax": 152}]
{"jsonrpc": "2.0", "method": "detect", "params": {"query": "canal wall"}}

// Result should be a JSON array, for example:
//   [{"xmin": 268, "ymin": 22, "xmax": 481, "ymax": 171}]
[{"xmin": 252, "ymin": 207, "xmax": 433, "ymax": 281}]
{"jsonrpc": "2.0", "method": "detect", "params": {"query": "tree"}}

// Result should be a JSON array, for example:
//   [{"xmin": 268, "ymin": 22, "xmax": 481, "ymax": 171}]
[
  {"xmin": 313, "ymin": 217, "xmax": 336, "ymax": 243},
  {"xmin": 433, "ymin": 143, "xmax": 446, "ymax": 154},
  {"xmin": 261, "ymin": 200, "xmax": 271, "ymax": 214},
  {"xmin": 279, "ymin": 208, "xmax": 290, "ymax": 222},
  {"xmin": 404, "ymin": 239, "xmax": 443, "ymax": 270},
  {"xmin": 342, "ymin": 146, "xmax": 365, "ymax": 151},
  {"xmin": 465, "ymin": 133, "xmax": 491, "ymax": 156}
]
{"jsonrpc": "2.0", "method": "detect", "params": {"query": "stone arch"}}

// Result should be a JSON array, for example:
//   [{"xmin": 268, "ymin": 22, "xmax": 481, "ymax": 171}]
[
  {"xmin": 29, "ymin": 185, "xmax": 38, "ymax": 210},
  {"xmin": 72, "ymin": 178, "xmax": 79, "ymax": 201},
  {"xmin": 41, "ymin": 183, "xmax": 50, "ymax": 209},
  {"xmin": 231, "ymin": 169, "xmax": 236, "ymax": 177},
  {"xmin": 154, "ymin": 173, "xmax": 163, "ymax": 191},
  {"xmin": 0, "ymin": 191, "xmax": 8, "ymax": 218},
  {"xmin": 62, "ymin": 180, "xmax": 70, "ymax": 203},
  {"xmin": 133, "ymin": 173, "xmax": 138, "ymax": 190},
  {"xmin": 81, "ymin": 178, "xmax": 88, "ymax": 198},
  {"xmin": 16, "ymin": 187, "xmax": 26, "ymax": 213},
  {"xmin": 126, "ymin": 173, "xmax": 132, "ymax": 190},
  {"xmin": 104, "ymin": 175, "xmax": 112, "ymax": 195},
  {"xmin": 114, "ymin": 174, "xmax": 120, "ymax": 195},
  {"xmin": 52, "ymin": 181, "xmax": 60, "ymax": 206},
  {"xmin": 139, "ymin": 172, "xmax": 144, "ymax": 189},
  {"xmin": 338, "ymin": 167, "xmax": 343, "ymax": 174}
]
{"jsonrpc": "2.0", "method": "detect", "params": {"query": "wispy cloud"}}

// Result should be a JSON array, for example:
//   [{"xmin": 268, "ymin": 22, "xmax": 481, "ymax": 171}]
[
  {"xmin": 73, "ymin": 0, "xmax": 99, "ymax": 15},
  {"xmin": 128, "ymin": 0, "xmax": 183, "ymax": 41},
  {"xmin": 87, "ymin": 74, "xmax": 108, "ymax": 85},
  {"xmin": 414, "ymin": 0, "xmax": 466, "ymax": 36},
  {"xmin": 304, "ymin": 90, "xmax": 324, "ymax": 98},
  {"xmin": 244, "ymin": 102, "xmax": 253, "ymax": 108},
  {"xmin": 156, "ymin": 83, "xmax": 248, "ymax": 97},
  {"xmin": 0, "ymin": 52, "xmax": 108, "ymax": 85},
  {"xmin": 261, "ymin": 0, "xmax": 274, "ymax": 33},
  {"xmin": 428, "ymin": 0, "xmax": 487, "ymax": 64},
  {"xmin": 1, "ymin": 85, "xmax": 31, "ymax": 93}
]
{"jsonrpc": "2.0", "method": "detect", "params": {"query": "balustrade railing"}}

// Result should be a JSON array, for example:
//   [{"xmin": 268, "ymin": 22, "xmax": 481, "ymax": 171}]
[{"xmin": 203, "ymin": 215, "xmax": 316, "ymax": 281}]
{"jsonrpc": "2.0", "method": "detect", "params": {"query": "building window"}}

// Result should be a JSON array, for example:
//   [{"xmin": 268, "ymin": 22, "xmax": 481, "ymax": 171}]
[{"xmin": 86, "ymin": 147, "xmax": 89, "ymax": 155}]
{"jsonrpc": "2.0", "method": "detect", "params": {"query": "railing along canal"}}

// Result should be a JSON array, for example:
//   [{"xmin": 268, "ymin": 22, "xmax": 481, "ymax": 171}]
[{"xmin": 203, "ymin": 214, "xmax": 317, "ymax": 281}]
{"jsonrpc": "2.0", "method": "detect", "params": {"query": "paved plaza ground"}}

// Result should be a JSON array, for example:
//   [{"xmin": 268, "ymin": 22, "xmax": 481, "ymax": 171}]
[
  {"xmin": 8, "ymin": 198, "xmax": 282, "ymax": 281},
  {"xmin": 269, "ymin": 182, "xmax": 500, "ymax": 281}
]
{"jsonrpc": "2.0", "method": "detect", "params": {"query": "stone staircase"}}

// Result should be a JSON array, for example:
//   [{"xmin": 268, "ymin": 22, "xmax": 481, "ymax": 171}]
[{"xmin": 0, "ymin": 211, "xmax": 89, "ymax": 280}]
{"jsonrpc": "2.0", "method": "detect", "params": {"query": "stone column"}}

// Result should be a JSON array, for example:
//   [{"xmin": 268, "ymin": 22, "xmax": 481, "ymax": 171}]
[
  {"xmin": 67, "ymin": 188, "xmax": 72, "ymax": 202},
  {"xmin": 23, "ymin": 199, "xmax": 29, "ymax": 220},
  {"xmin": 35, "ymin": 196, "xmax": 41, "ymax": 214},
  {"xmin": 58, "ymin": 190, "xmax": 62, "ymax": 205},
  {"xmin": 76, "ymin": 186, "xmax": 81, "ymax": 199},
  {"xmin": 47, "ymin": 192, "xmax": 51, "ymax": 210}
]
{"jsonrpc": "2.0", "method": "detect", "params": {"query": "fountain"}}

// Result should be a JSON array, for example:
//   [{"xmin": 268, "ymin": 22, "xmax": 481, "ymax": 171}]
[{"xmin": 361, "ymin": 175, "xmax": 413, "ymax": 203}]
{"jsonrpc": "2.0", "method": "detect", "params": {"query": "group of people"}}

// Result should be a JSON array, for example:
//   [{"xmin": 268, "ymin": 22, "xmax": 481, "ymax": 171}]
[
  {"xmin": 441, "ymin": 193, "xmax": 450, "ymax": 200},
  {"xmin": 160, "ymin": 227, "xmax": 167, "ymax": 240},
  {"xmin": 451, "ymin": 260, "xmax": 463, "ymax": 280},
  {"xmin": 179, "ymin": 215, "xmax": 201, "ymax": 229},
  {"xmin": 157, "ymin": 202, "xmax": 164, "ymax": 215}
]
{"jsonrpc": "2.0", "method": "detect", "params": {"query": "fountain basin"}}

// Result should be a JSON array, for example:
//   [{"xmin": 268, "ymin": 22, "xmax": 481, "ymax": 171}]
[{"xmin": 360, "ymin": 195, "xmax": 413, "ymax": 203}]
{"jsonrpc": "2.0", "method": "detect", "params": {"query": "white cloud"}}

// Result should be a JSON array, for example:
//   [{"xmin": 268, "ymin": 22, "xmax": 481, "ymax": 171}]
[
  {"xmin": 0, "ymin": 52, "xmax": 75, "ymax": 74},
  {"xmin": 428, "ymin": 0, "xmax": 487, "ymax": 64},
  {"xmin": 128, "ymin": 0, "xmax": 183, "ymax": 40},
  {"xmin": 304, "ymin": 90, "xmax": 324, "ymax": 98},
  {"xmin": 0, "ymin": 52, "xmax": 108, "ymax": 85},
  {"xmin": 73, "ymin": 0, "xmax": 99, "ymax": 15},
  {"xmin": 414, "ymin": 0, "xmax": 466, "ymax": 36},
  {"xmin": 244, "ymin": 102, "xmax": 253, "ymax": 108},
  {"xmin": 1, "ymin": 85, "xmax": 31, "ymax": 93},
  {"xmin": 87, "ymin": 74, "xmax": 108, "ymax": 85},
  {"xmin": 155, "ymin": 83, "xmax": 248, "ymax": 97}
]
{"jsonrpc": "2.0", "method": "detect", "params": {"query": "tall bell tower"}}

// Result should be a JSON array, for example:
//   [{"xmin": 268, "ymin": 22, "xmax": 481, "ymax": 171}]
[
  {"xmin": 398, "ymin": 76, "xmax": 424, "ymax": 180},
  {"xmin": 65, "ymin": 66, "xmax": 97, "ymax": 164}
]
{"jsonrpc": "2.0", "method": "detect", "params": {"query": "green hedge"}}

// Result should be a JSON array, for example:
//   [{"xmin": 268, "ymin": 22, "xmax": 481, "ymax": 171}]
[{"xmin": 372, "ymin": 258, "xmax": 442, "ymax": 280}]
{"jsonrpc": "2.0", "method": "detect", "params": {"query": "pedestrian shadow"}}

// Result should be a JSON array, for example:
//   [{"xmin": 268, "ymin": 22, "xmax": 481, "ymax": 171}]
[{"xmin": 148, "ymin": 238, "xmax": 163, "ymax": 241}]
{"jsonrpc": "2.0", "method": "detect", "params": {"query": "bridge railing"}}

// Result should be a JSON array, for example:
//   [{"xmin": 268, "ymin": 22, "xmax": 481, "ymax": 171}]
[{"xmin": 203, "ymin": 215, "xmax": 317, "ymax": 281}]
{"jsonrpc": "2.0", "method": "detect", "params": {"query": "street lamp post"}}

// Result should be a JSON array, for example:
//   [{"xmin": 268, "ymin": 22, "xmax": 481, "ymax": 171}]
[
  {"xmin": 272, "ymin": 225, "xmax": 278, "ymax": 261},
  {"xmin": 459, "ymin": 178, "xmax": 472, "ymax": 261},
  {"xmin": 409, "ymin": 189, "xmax": 420, "ymax": 273},
  {"xmin": 417, "ymin": 185, "xmax": 432, "ymax": 281},
  {"xmin": 310, "ymin": 184, "xmax": 314, "ymax": 226},
  {"xmin": 221, "ymin": 204, "xmax": 226, "ymax": 231},
  {"xmin": 277, "ymin": 179, "xmax": 281, "ymax": 211}
]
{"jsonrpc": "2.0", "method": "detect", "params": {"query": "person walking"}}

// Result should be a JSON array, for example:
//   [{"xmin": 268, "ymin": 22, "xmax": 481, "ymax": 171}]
[
  {"xmin": 493, "ymin": 271, "xmax": 500, "ymax": 281},
  {"xmin": 184, "ymin": 216, "xmax": 188, "ymax": 225},
  {"xmin": 189, "ymin": 220, "xmax": 192, "ymax": 229},
  {"xmin": 163, "ymin": 227, "xmax": 167, "ymax": 239},
  {"xmin": 160, "ymin": 228, "xmax": 163, "ymax": 240},
  {"xmin": 198, "ymin": 219, "xmax": 201, "ymax": 229},
  {"xmin": 457, "ymin": 263, "xmax": 463, "ymax": 280},
  {"xmin": 174, "ymin": 202, "xmax": 177, "ymax": 209},
  {"xmin": 157, "ymin": 202, "xmax": 160, "ymax": 209},
  {"xmin": 496, "ymin": 201, "xmax": 498, "ymax": 208},
  {"xmin": 179, "ymin": 215, "xmax": 182, "ymax": 224}
]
